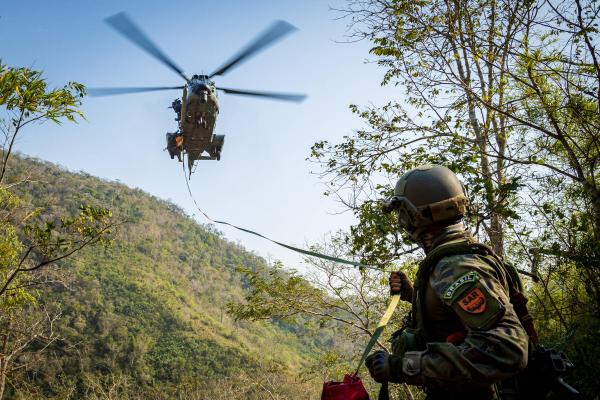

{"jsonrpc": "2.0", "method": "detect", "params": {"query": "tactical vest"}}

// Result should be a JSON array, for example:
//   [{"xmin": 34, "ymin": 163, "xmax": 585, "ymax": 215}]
[{"xmin": 395, "ymin": 236, "xmax": 538, "ymax": 355}]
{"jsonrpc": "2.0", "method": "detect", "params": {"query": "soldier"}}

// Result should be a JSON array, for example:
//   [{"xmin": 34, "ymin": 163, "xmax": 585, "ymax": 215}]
[
  {"xmin": 365, "ymin": 165, "xmax": 529, "ymax": 400},
  {"xmin": 171, "ymin": 98, "xmax": 182, "ymax": 121},
  {"xmin": 166, "ymin": 132, "xmax": 183, "ymax": 161}
]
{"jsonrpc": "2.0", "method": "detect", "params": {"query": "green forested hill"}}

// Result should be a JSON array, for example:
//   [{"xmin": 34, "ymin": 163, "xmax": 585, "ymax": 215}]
[{"xmin": 6, "ymin": 155, "xmax": 325, "ymax": 399}]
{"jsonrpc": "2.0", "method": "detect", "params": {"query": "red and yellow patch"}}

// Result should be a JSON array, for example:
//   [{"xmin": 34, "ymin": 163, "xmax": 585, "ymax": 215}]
[{"xmin": 458, "ymin": 287, "xmax": 486, "ymax": 314}]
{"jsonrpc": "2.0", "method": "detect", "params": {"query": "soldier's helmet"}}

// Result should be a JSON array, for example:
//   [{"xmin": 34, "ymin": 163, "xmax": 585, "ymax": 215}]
[{"xmin": 382, "ymin": 165, "xmax": 468, "ymax": 236}]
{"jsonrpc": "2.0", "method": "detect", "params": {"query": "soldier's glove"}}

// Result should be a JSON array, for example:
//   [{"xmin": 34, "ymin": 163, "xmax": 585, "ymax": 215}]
[
  {"xmin": 389, "ymin": 271, "xmax": 413, "ymax": 301},
  {"xmin": 365, "ymin": 350, "xmax": 404, "ymax": 383}
]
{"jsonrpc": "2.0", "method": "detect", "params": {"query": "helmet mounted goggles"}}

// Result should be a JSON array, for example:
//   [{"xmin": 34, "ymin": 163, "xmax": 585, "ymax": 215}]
[{"xmin": 382, "ymin": 194, "xmax": 468, "ymax": 230}]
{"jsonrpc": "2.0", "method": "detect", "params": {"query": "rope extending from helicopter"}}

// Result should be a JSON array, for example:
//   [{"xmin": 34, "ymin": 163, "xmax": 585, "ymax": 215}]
[{"xmin": 181, "ymin": 161, "xmax": 380, "ymax": 272}]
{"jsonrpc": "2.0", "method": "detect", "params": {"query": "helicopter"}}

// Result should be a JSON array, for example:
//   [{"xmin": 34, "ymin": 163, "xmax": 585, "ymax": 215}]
[{"xmin": 89, "ymin": 12, "xmax": 306, "ymax": 176}]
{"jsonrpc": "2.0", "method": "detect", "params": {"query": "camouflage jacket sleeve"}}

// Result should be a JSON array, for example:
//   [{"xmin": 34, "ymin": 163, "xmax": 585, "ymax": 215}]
[{"xmin": 402, "ymin": 254, "xmax": 529, "ymax": 391}]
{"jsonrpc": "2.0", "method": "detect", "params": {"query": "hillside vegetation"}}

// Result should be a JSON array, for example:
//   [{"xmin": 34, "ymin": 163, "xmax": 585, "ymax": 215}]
[{"xmin": 5, "ymin": 155, "xmax": 328, "ymax": 399}]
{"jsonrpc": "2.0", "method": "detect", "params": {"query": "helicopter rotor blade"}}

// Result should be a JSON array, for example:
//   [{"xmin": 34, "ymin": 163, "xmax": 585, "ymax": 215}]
[
  {"xmin": 209, "ymin": 20, "xmax": 297, "ymax": 78},
  {"xmin": 87, "ymin": 86, "xmax": 184, "ymax": 97},
  {"xmin": 105, "ymin": 12, "xmax": 189, "ymax": 82},
  {"xmin": 217, "ymin": 87, "xmax": 306, "ymax": 103}
]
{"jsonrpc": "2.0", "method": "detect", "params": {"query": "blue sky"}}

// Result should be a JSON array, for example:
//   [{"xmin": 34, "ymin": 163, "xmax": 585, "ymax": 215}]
[{"xmin": 1, "ymin": 0, "xmax": 396, "ymax": 269}]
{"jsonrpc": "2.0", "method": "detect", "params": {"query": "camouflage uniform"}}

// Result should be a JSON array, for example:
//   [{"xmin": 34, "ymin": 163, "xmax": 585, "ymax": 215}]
[{"xmin": 399, "ymin": 228, "xmax": 529, "ymax": 399}]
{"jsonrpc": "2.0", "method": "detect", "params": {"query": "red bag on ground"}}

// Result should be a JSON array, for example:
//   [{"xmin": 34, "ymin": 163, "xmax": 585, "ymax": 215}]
[
  {"xmin": 322, "ymin": 296, "xmax": 400, "ymax": 400},
  {"xmin": 321, "ymin": 374, "xmax": 370, "ymax": 400}
]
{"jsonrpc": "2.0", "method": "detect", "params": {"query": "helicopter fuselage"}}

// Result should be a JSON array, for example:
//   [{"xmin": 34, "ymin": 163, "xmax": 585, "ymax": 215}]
[{"xmin": 179, "ymin": 75, "xmax": 224, "ymax": 164}]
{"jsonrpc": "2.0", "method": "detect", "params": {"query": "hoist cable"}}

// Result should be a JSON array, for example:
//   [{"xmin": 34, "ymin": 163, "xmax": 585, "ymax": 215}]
[{"xmin": 181, "ymin": 159, "xmax": 380, "ymax": 272}]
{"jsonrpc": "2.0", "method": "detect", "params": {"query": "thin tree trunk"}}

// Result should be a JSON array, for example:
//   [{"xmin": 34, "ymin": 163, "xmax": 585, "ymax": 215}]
[
  {"xmin": 447, "ymin": 0, "xmax": 505, "ymax": 255},
  {"xmin": 0, "ymin": 321, "xmax": 10, "ymax": 400},
  {"xmin": 591, "ymin": 187, "xmax": 600, "ymax": 242},
  {"xmin": 0, "ymin": 359, "xmax": 6, "ymax": 400}
]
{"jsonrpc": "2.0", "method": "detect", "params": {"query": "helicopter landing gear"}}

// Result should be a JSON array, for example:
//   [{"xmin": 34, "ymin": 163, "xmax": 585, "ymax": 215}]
[
  {"xmin": 170, "ymin": 99, "xmax": 182, "ymax": 121},
  {"xmin": 211, "ymin": 134, "xmax": 225, "ymax": 161}
]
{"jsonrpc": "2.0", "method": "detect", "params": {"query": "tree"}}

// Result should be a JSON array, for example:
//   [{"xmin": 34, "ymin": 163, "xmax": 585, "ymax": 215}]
[
  {"xmin": 0, "ymin": 62, "xmax": 115, "ymax": 299},
  {"xmin": 0, "ymin": 62, "xmax": 116, "ymax": 398},
  {"xmin": 469, "ymin": 0, "xmax": 600, "ymax": 239},
  {"xmin": 0, "ymin": 62, "xmax": 85, "ymax": 184},
  {"xmin": 313, "ymin": 0, "xmax": 538, "ymax": 260},
  {"xmin": 228, "ymin": 234, "xmax": 420, "ymax": 400},
  {"xmin": 310, "ymin": 0, "xmax": 599, "ymax": 395},
  {"xmin": 0, "ymin": 305, "xmax": 61, "ymax": 398},
  {"xmin": 311, "ymin": 0, "xmax": 599, "ymax": 258}
]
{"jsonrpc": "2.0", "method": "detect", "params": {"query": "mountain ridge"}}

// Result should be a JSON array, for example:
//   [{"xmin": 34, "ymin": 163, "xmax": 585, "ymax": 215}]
[{"xmin": 5, "ymin": 154, "xmax": 322, "ymax": 399}]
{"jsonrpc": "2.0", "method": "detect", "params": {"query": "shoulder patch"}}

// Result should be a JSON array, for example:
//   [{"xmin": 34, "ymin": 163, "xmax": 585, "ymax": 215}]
[
  {"xmin": 442, "ymin": 271, "xmax": 480, "ymax": 300},
  {"xmin": 457, "ymin": 287, "xmax": 486, "ymax": 313},
  {"xmin": 450, "ymin": 282, "xmax": 506, "ymax": 329}
]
